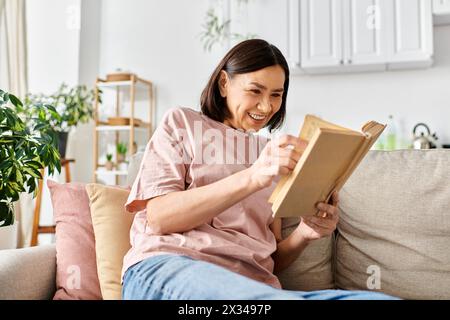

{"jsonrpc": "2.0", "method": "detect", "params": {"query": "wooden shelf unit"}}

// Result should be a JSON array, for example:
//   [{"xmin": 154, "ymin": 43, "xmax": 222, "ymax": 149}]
[{"xmin": 93, "ymin": 74, "xmax": 155, "ymax": 184}]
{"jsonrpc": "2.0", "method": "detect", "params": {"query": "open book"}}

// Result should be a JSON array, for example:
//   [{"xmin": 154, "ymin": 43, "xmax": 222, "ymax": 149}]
[{"xmin": 268, "ymin": 115, "xmax": 386, "ymax": 218}]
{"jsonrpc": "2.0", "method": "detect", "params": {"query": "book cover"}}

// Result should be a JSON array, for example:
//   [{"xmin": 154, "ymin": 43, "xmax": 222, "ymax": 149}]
[{"xmin": 269, "ymin": 115, "xmax": 386, "ymax": 218}]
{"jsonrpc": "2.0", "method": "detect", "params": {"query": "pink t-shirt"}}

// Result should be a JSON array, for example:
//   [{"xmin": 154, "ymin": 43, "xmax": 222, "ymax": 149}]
[{"xmin": 122, "ymin": 107, "xmax": 281, "ymax": 288}]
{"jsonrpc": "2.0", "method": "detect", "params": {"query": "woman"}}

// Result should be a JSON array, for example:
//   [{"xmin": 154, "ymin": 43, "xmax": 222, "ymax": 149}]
[{"xmin": 122, "ymin": 39, "xmax": 395, "ymax": 300}]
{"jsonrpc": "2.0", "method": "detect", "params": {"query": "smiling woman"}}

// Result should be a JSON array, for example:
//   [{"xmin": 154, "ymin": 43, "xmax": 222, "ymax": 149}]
[
  {"xmin": 121, "ymin": 39, "xmax": 398, "ymax": 301},
  {"xmin": 200, "ymin": 39, "xmax": 289, "ymax": 133},
  {"xmin": 218, "ymin": 65, "xmax": 285, "ymax": 132}
]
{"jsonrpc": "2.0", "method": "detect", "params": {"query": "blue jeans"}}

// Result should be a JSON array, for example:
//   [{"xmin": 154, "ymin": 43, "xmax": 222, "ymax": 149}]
[{"xmin": 122, "ymin": 254, "xmax": 398, "ymax": 300}]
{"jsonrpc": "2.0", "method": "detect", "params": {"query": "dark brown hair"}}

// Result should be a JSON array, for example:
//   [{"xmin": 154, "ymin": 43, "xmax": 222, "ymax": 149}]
[{"xmin": 200, "ymin": 39, "xmax": 289, "ymax": 132}]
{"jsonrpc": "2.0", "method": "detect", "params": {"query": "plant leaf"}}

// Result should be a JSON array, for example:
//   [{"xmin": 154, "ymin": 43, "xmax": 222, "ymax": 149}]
[{"xmin": 9, "ymin": 94, "xmax": 23, "ymax": 108}]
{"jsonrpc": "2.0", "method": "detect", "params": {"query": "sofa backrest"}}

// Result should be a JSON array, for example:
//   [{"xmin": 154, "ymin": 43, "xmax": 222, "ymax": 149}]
[
  {"xmin": 336, "ymin": 150, "xmax": 450, "ymax": 299},
  {"xmin": 127, "ymin": 149, "xmax": 450, "ymax": 299}
]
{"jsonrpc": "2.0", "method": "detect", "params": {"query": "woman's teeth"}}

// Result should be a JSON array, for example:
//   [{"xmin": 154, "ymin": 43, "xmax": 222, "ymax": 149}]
[{"xmin": 248, "ymin": 113, "xmax": 266, "ymax": 121}]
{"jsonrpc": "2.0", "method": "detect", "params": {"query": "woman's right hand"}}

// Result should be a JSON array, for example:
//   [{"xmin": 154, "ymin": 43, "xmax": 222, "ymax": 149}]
[{"xmin": 248, "ymin": 135, "xmax": 308, "ymax": 189}]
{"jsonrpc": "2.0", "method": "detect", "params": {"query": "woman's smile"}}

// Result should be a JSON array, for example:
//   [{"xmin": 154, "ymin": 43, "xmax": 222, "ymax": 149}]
[{"xmin": 247, "ymin": 112, "xmax": 268, "ymax": 122}]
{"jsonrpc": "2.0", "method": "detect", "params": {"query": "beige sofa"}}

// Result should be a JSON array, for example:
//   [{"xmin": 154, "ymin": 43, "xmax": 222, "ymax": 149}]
[{"xmin": 1, "ymin": 149, "xmax": 449, "ymax": 300}]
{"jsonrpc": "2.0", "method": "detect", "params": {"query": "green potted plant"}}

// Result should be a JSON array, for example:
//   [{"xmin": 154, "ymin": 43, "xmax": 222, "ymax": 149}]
[
  {"xmin": 105, "ymin": 153, "xmax": 114, "ymax": 171},
  {"xmin": 116, "ymin": 142, "xmax": 127, "ymax": 163},
  {"xmin": 23, "ymin": 83, "xmax": 98, "ymax": 158},
  {"xmin": 0, "ymin": 90, "xmax": 61, "ymax": 249}
]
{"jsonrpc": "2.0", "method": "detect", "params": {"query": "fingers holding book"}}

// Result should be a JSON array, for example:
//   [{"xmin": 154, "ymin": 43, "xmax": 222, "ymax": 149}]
[
  {"xmin": 248, "ymin": 135, "xmax": 308, "ymax": 189},
  {"xmin": 316, "ymin": 203, "xmax": 338, "ymax": 219},
  {"xmin": 297, "ymin": 213, "xmax": 338, "ymax": 241},
  {"xmin": 275, "ymin": 134, "xmax": 309, "ymax": 153},
  {"xmin": 295, "ymin": 192, "xmax": 340, "ymax": 241},
  {"xmin": 269, "ymin": 134, "xmax": 308, "ymax": 170},
  {"xmin": 298, "ymin": 213, "xmax": 338, "ymax": 242},
  {"xmin": 330, "ymin": 191, "xmax": 339, "ymax": 206}
]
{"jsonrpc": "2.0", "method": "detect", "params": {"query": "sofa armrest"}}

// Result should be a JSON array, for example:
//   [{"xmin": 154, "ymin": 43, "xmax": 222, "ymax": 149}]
[{"xmin": 0, "ymin": 244, "xmax": 56, "ymax": 300}]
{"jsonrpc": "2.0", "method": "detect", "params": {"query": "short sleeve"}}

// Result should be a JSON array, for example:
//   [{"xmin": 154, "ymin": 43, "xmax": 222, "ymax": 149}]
[{"xmin": 125, "ymin": 108, "xmax": 190, "ymax": 213}]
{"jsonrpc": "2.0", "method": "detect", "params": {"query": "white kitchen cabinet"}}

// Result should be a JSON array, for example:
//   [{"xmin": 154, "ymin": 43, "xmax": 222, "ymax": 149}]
[
  {"xmin": 433, "ymin": 0, "xmax": 450, "ymax": 25},
  {"xmin": 227, "ymin": 0, "xmax": 303, "ymax": 72},
  {"xmin": 298, "ymin": 0, "xmax": 434, "ymax": 73},
  {"xmin": 300, "ymin": 0, "xmax": 389, "ymax": 73},
  {"xmin": 225, "ymin": 0, "xmax": 434, "ymax": 74},
  {"xmin": 342, "ymin": 0, "xmax": 389, "ymax": 70},
  {"xmin": 386, "ymin": 0, "xmax": 433, "ymax": 69},
  {"xmin": 300, "ymin": 0, "xmax": 344, "ymax": 69},
  {"xmin": 433, "ymin": 0, "xmax": 450, "ymax": 14}
]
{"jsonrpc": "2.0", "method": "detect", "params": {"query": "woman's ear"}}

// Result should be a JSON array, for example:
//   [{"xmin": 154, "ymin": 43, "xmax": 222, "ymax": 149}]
[{"xmin": 218, "ymin": 70, "xmax": 229, "ymax": 98}]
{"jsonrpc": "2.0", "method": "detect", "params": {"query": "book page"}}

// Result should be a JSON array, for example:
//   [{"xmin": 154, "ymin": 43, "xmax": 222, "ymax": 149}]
[
  {"xmin": 322, "ymin": 122, "xmax": 386, "ymax": 205},
  {"xmin": 299, "ymin": 115, "xmax": 351, "ymax": 141}
]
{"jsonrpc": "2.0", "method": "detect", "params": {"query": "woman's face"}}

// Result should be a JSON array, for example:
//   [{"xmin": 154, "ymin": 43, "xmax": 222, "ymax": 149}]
[{"xmin": 218, "ymin": 65, "xmax": 285, "ymax": 132}]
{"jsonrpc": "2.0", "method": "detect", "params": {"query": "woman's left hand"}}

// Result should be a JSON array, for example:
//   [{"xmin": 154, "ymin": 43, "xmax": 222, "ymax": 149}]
[{"xmin": 295, "ymin": 191, "xmax": 340, "ymax": 242}]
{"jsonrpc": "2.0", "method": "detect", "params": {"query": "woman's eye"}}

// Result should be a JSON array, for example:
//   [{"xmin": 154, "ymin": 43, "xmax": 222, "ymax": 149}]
[
  {"xmin": 249, "ymin": 89, "xmax": 261, "ymax": 94},
  {"xmin": 271, "ymin": 93, "xmax": 281, "ymax": 98}
]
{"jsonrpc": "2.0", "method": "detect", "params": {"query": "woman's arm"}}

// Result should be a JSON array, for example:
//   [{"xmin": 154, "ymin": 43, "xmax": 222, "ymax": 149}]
[
  {"xmin": 148, "ymin": 134, "xmax": 306, "ymax": 235},
  {"xmin": 147, "ymin": 168, "xmax": 259, "ymax": 235},
  {"xmin": 271, "ymin": 192, "xmax": 340, "ymax": 274},
  {"xmin": 271, "ymin": 220, "xmax": 311, "ymax": 274}
]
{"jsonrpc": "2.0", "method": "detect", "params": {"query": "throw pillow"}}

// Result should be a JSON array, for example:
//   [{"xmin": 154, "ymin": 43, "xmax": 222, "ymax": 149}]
[
  {"xmin": 85, "ymin": 184, "xmax": 134, "ymax": 300},
  {"xmin": 47, "ymin": 180, "xmax": 102, "ymax": 300}
]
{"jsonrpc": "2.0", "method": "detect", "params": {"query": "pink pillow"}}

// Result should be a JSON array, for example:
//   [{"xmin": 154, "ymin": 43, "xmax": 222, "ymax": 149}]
[{"xmin": 47, "ymin": 180, "xmax": 102, "ymax": 300}]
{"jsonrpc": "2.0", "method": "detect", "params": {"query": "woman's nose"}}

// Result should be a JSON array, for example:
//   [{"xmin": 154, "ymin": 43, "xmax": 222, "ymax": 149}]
[{"xmin": 257, "ymin": 98, "xmax": 271, "ymax": 113}]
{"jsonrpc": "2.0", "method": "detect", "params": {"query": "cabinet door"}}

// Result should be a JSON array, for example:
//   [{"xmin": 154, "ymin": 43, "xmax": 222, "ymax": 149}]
[
  {"xmin": 343, "ymin": 0, "xmax": 389, "ymax": 67},
  {"xmin": 227, "ymin": 0, "xmax": 301, "ymax": 71},
  {"xmin": 387, "ymin": 0, "xmax": 433, "ymax": 66},
  {"xmin": 300, "ymin": 0, "xmax": 344, "ymax": 68},
  {"xmin": 433, "ymin": 0, "xmax": 450, "ymax": 14}
]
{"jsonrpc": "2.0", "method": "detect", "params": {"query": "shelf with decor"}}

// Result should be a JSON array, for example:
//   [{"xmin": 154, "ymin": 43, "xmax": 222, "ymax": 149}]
[
  {"xmin": 93, "ymin": 73, "xmax": 155, "ymax": 185},
  {"xmin": 95, "ymin": 125, "xmax": 150, "ymax": 132},
  {"xmin": 94, "ymin": 169, "xmax": 128, "ymax": 176}
]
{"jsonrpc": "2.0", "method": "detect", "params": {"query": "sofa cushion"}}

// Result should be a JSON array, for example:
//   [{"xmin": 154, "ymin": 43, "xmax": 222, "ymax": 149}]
[
  {"xmin": 47, "ymin": 180, "xmax": 102, "ymax": 300},
  {"xmin": 85, "ymin": 184, "xmax": 133, "ymax": 300},
  {"xmin": 276, "ymin": 218, "xmax": 334, "ymax": 291},
  {"xmin": 0, "ymin": 244, "xmax": 56, "ymax": 300},
  {"xmin": 127, "ymin": 152, "xmax": 144, "ymax": 186},
  {"xmin": 336, "ymin": 150, "xmax": 450, "ymax": 299}
]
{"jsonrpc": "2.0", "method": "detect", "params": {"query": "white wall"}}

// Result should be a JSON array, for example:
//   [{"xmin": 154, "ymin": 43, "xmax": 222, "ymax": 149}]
[
  {"xmin": 27, "ymin": 0, "xmax": 100, "ymax": 185},
  {"xmin": 97, "ymin": 1, "xmax": 450, "ymax": 149},
  {"xmin": 71, "ymin": 0, "xmax": 102, "ymax": 184},
  {"xmin": 98, "ymin": 0, "xmax": 224, "ymax": 122},
  {"xmin": 26, "ymin": 0, "xmax": 81, "ymax": 242},
  {"xmin": 27, "ymin": 0, "xmax": 80, "ymax": 94}
]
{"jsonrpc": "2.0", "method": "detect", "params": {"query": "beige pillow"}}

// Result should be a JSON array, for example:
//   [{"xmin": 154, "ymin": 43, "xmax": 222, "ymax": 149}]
[
  {"xmin": 275, "ymin": 217, "xmax": 335, "ymax": 291},
  {"xmin": 85, "ymin": 184, "xmax": 134, "ymax": 300}
]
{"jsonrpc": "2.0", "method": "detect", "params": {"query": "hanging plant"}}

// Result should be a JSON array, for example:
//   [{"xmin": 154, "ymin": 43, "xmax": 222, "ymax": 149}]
[{"xmin": 199, "ymin": 0, "xmax": 258, "ymax": 52}]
